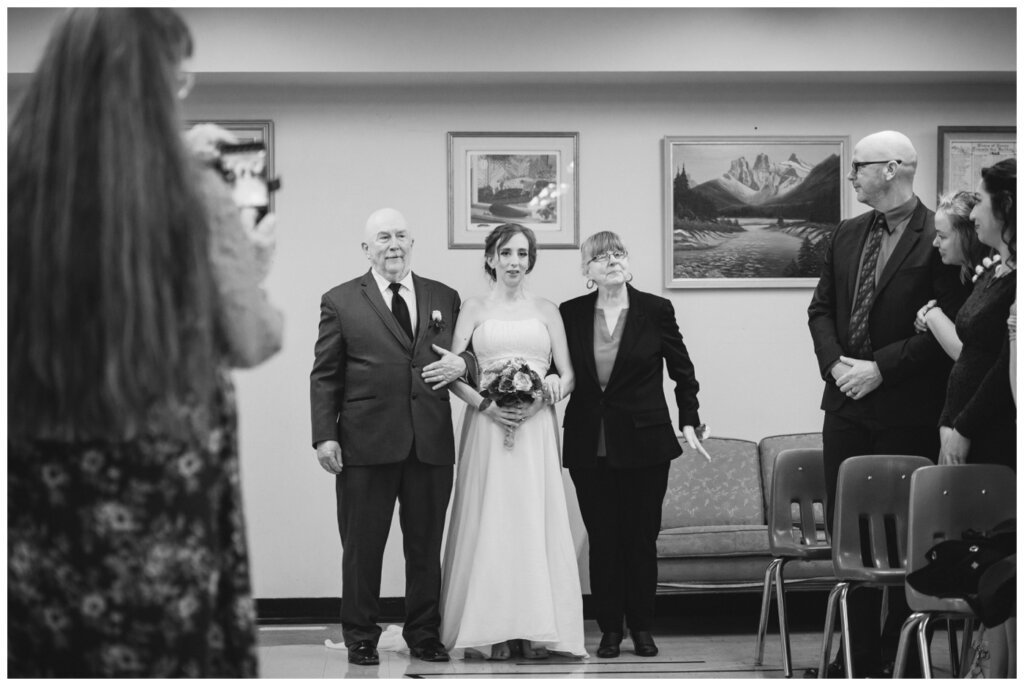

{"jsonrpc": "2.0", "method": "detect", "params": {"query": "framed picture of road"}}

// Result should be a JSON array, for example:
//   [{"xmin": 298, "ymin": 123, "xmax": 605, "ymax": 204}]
[
  {"xmin": 448, "ymin": 132, "xmax": 579, "ymax": 249},
  {"xmin": 664, "ymin": 135, "xmax": 848, "ymax": 289},
  {"xmin": 937, "ymin": 126, "xmax": 1016, "ymax": 196}
]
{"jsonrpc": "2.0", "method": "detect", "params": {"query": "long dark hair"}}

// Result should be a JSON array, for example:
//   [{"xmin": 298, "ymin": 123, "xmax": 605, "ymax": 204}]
[
  {"xmin": 8, "ymin": 9, "xmax": 216, "ymax": 440},
  {"xmin": 980, "ymin": 158, "xmax": 1016, "ymax": 263}
]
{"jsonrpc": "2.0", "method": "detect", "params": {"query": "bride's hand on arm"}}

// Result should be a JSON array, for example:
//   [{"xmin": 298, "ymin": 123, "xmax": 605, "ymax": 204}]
[{"xmin": 542, "ymin": 300, "xmax": 575, "ymax": 401}]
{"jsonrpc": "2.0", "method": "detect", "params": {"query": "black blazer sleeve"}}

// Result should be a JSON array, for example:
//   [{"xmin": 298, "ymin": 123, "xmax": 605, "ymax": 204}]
[
  {"xmin": 659, "ymin": 298, "xmax": 701, "ymax": 428},
  {"xmin": 872, "ymin": 246, "xmax": 968, "ymax": 386},
  {"xmin": 807, "ymin": 219, "xmax": 846, "ymax": 379},
  {"xmin": 310, "ymin": 292, "xmax": 345, "ymax": 447}
]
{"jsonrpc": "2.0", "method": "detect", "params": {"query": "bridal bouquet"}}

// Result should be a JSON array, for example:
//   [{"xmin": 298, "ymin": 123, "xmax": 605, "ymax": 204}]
[{"xmin": 479, "ymin": 358, "xmax": 545, "ymax": 449}]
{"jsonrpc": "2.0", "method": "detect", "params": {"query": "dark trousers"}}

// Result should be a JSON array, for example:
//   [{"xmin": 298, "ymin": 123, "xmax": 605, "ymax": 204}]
[
  {"xmin": 823, "ymin": 412, "xmax": 938, "ymax": 674},
  {"xmin": 335, "ymin": 450, "xmax": 453, "ymax": 648},
  {"xmin": 570, "ymin": 459, "xmax": 670, "ymax": 634}
]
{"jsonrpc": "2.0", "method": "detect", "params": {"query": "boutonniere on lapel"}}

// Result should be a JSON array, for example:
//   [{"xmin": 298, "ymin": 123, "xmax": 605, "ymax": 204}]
[{"xmin": 430, "ymin": 310, "xmax": 445, "ymax": 332}]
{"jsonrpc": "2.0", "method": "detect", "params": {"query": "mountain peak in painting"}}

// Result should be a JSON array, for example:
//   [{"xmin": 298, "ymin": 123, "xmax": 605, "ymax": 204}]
[{"xmin": 721, "ymin": 152, "xmax": 812, "ymax": 199}]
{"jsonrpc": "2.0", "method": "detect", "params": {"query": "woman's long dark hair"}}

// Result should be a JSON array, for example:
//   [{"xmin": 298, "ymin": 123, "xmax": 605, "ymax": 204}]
[
  {"xmin": 980, "ymin": 158, "xmax": 1016, "ymax": 263},
  {"xmin": 8, "ymin": 9, "xmax": 216, "ymax": 440}
]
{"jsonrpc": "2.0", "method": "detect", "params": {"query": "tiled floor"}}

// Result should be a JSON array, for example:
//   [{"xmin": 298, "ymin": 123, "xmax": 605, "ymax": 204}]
[{"xmin": 257, "ymin": 620, "xmax": 956, "ymax": 678}]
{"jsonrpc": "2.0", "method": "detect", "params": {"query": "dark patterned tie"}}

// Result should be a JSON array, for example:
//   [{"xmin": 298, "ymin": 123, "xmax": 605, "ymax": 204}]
[
  {"xmin": 389, "ymin": 282, "xmax": 414, "ymax": 340},
  {"xmin": 847, "ymin": 213, "xmax": 888, "ymax": 359}
]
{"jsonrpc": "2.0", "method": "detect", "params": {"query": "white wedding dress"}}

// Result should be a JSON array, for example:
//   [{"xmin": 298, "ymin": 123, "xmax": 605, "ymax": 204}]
[{"xmin": 440, "ymin": 318, "xmax": 587, "ymax": 657}]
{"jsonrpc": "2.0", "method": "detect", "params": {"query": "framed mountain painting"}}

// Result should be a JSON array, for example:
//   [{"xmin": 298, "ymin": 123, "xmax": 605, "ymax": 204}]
[{"xmin": 663, "ymin": 136, "xmax": 849, "ymax": 288}]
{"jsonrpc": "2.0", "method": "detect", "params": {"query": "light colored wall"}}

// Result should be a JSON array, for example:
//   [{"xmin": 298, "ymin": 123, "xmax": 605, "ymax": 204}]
[
  {"xmin": 7, "ymin": 8, "xmax": 1016, "ymax": 600},
  {"xmin": 8, "ymin": 7, "xmax": 1015, "ymax": 74}
]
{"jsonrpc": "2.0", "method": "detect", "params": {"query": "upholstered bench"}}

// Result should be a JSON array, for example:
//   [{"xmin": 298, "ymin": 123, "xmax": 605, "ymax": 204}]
[{"xmin": 656, "ymin": 433, "xmax": 833, "ymax": 593}]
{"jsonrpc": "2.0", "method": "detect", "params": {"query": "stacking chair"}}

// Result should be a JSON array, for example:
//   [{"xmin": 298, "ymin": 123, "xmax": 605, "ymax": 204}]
[
  {"xmin": 754, "ymin": 448, "xmax": 831, "ymax": 677},
  {"xmin": 893, "ymin": 464, "xmax": 1016, "ymax": 678},
  {"xmin": 817, "ymin": 454, "xmax": 932, "ymax": 679}
]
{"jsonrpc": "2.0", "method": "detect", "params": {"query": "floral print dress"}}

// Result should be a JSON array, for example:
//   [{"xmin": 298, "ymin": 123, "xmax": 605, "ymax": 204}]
[
  {"xmin": 8, "ymin": 373, "xmax": 258, "ymax": 677},
  {"xmin": 7, "ymin": 168, "xmax": 282, "ymax": 677}
]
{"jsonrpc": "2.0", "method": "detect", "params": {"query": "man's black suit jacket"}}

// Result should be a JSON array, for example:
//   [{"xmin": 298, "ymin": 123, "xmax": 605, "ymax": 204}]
[
  {"xmin": 808, "ymin": 198, "xmax": 970, "ymax": 426},
  {"xmin": 310, "ymin": 270, "xmax": 460, "ymax": 466}
]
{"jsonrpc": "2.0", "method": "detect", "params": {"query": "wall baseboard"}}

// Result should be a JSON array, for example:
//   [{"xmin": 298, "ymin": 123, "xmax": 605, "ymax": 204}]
[{"xmin": 256, "ymin": 590, "xmax": 830, "ymax": 628}]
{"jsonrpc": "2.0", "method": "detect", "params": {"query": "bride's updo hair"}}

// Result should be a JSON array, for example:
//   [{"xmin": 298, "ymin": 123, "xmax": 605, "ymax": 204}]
[{"xmin": 483, "ymin": 223, "xmax": 538, "ymax": 281}]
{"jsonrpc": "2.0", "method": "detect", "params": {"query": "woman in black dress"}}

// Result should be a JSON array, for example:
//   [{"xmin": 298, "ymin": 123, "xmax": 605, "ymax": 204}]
[{"xmin": 937, "ymin": 158, "xmax": 1016, "ymax": 468}]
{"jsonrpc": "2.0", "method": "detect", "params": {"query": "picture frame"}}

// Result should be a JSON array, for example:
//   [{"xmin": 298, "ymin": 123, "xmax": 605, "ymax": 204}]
[
  {"xmin": 447, "ymin": 132, "xmax": 579, "ymax": 249},
  {"xmin": 186, "ymin": 119, "xmax": 276, "ymax": 212},
  {"xmin": 937, "ymin": 126, "xmax": 1016, "ymax": 196},
  {"xmin": 663, "ymin": 135, "xmax": 849, "ymax": 289}
]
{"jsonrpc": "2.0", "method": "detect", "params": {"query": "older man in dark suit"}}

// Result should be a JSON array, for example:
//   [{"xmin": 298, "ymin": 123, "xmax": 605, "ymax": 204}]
[
  {"xmin": 808, "ymin": 131, "xmax": 970, "ymax": 677},
  {"xmin": 310, "ymin": 208, "xmax": 469, "ymax": 666}
]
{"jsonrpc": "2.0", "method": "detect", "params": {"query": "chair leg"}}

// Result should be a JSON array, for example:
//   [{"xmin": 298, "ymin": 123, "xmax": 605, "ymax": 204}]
[
  {"xmin": 946, "ymin": 617, "xmax": 960, "ymax": 678},
  {"xmin": 775, "ymin": 559, "xmax": 792, "ymax": 678},
  {"xmin": 957, "ymin": 618, "xmax": 975, "ymax": 678},
  {"xmin": 818, "ymin": 583, "xmax": 844, "ymax": 679},
  {"xmin": 894, "ymin": 613, "xmax": 926, "ymax": 678},
  {"xmin": 754, "ymin": 558, "xmax": 778, "ymax": 666},
  {"xmin": 917, "ymin": 614, "xmax": 934, "ymax": 678},
  {"xmin": 838, "ymin": 584, "xmax": 855, "ymax": 678}
]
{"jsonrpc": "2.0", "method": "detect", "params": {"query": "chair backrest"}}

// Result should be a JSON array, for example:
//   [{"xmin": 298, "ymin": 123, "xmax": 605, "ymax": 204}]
[
  {"xmin": 768, "ymin": 448, "xmax": 830, "ymax": 554},
  {"xmin": 905, "ymin": 464, "xmax": 1017, "ymax": 611},
  {"xmin": 758, "ymin": 432, "xmax": 824, "ymax": 517},
  {"xmin": 662, "ymin": 436, "xmax": 761, "ymax": 530},
  {"xmin": 832, "ymin": 454, "xmax": 932, "ymax": 577}
]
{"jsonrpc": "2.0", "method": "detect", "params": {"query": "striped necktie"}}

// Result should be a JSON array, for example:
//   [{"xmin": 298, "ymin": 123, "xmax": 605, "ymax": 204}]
[{"xmin": 846, "ymin": 213, "xmax": 888, "ymax": 359}]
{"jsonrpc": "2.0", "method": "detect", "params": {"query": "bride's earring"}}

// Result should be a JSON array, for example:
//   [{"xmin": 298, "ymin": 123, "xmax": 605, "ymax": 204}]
[{"xmin": 586, "ymin": 279, "xmax": 595, "ymax": 289}]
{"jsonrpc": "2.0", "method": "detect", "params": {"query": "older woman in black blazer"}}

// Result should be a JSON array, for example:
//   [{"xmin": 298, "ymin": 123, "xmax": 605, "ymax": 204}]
[{"xmin": 559, "ymin": 231, "xmax": 707, "ymax": 659}]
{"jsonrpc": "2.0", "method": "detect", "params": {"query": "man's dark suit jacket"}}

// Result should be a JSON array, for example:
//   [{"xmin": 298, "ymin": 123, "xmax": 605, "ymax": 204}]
[
  {"xmin": 310, "ymin": 270, "xmax": 460, "ymax": 466},
  {"xmin": 559, "ymin": 285, "xmax": 700, "ymax": 470},
  {"xmin": 808, "ymin": 198, "xmax": 970, "ymax": 426}
]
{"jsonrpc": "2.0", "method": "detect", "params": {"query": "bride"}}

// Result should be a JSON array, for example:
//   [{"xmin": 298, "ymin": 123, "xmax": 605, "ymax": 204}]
[{"xmin": 440, "ymin": 223, "xmax": 587, "ymax": 660}]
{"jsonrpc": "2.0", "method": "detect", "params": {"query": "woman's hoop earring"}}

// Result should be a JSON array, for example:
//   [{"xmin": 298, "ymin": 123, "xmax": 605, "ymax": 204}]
[
  {"xmin": 585, "ymin": 279, "xmax": 595, "ymax": 290},
  {"xmin": 625, "ymin": 272, "xmax": 634, "ymax": 283}
]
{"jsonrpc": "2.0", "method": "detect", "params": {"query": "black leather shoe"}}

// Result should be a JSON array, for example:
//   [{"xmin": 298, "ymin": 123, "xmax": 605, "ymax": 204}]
[
  {"xmin": 630, "ymin": 630, "xmax": 658, "ymax": 657},
  {"xmin": 410, "ymin": 639, "xmax": 451, "ymax": 662},
  {"xmin": 347, "ymin": 639, "xmax": 379, "ymax": 666},
  {"xmin": 596, "ymin": 632, "xmax": 622, "ymax": 658},
  {"xmin": 802, "ymin": 656, "xmax": 846, "ymax": 678}
]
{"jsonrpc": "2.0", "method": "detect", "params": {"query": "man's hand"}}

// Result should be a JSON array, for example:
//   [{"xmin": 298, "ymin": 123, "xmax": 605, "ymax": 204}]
[
  {"xmin": 829, "ymin": 360, "xmax": 853, "ymax": 382},
  {"xmin": 316, "ymin": 440, "xmax": 344, "ymax": 474},
  {"xmin": 938, "ymin": 427, "xmax": 970, "ymax": 465},
  {"xmin": 421, "ymin": 344, "xmax": 467, "ymax": 389},
  {"xmin": 835, "ymin": 356, "xmax": 882, "ymax": 400}
]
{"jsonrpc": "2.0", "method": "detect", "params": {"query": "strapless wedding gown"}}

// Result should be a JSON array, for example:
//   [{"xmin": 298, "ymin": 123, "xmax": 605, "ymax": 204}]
[{"xmin": 440, "ymin": 318, "xmax": 587, "ymax": 657}]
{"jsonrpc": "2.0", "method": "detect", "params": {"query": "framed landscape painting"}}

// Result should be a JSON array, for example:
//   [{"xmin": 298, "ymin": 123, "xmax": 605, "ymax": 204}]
[
  {"xmin": 448, "ymin": 132, "xmax": 579, "ymax": 249},
  {"xmin": 664, "ymin": 135, "xmax": 848, "ymax": 289},
  {"xmin": 937, "ymin": 126, "xmax": 1016, "ymax": 196}
]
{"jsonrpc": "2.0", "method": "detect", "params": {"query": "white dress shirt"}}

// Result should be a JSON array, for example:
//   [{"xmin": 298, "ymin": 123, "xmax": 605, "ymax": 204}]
[{"xmin": 371, "ymin": 269, "xmax": 418, "ymax": 333}]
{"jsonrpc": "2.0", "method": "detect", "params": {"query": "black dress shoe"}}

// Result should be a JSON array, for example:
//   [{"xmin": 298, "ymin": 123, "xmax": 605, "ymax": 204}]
[
  {"xmin": 410, "ymin": 639, "xmax": 451, "ymax": 662},
  {"xmin": 630, "ymin": 630, "xmax": 658, "ymax": 657},
  {"xmin": 596, "ymin": 632, "xmax": 622, "ymax": 658},
  {"xmin": 347, "ymin": 639, "xmax": 379, "ymax": 666},
  {"xmin": 802, "ymin": 656, "xmax": 849, "ymax": 678}
]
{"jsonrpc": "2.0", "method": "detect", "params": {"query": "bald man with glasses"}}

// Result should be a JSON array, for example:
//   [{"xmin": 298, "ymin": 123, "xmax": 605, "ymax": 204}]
[{"xmin": 807, "ymin": 131, "xmax": 970, "ymax": 677}]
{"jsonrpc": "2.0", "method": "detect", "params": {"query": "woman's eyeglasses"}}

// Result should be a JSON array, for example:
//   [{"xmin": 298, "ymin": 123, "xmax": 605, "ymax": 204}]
[{"xmin": 588, "ymin": 250, "xmax": 628, "ymax": 265}]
